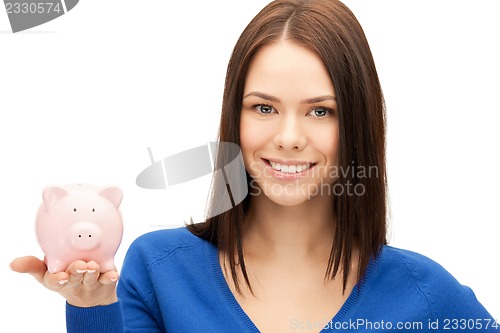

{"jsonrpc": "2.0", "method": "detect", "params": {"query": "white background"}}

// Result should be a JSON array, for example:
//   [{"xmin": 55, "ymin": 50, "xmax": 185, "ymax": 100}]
[{"xmin": 1, "ymin": 1, "xmax": 498, "ymax": 331}]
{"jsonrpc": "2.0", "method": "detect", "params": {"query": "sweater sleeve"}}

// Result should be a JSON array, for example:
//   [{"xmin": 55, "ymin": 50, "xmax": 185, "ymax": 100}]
[
  {"xmin": 66, "ymin": 302, "xmax": 124, "ymax": 333},
  {"xmin": 395, "ymin": 248, "xmax": 499, "ymax": 332},
  {"xmin": 115, "ymin": 234, "xmax": 166, "ymax": 333},
  {"xmin": 427, "ymin": 277, "xmax": 499, "ymax": 332}
]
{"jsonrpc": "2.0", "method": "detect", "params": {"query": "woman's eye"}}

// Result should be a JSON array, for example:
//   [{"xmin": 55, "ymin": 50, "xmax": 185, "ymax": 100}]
[
  {"xmin": 254, "ymin": 104, "xmax": 275, "ymax": 115},
  {"xmin": 308, "ymin": 107, "xmax": 332, "ymax": 118}
]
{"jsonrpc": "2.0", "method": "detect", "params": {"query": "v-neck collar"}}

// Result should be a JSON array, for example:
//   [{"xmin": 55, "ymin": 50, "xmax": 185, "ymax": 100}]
[{"xmin": 207, "ymin": 242, "xmax": 380, "ymax": 333}]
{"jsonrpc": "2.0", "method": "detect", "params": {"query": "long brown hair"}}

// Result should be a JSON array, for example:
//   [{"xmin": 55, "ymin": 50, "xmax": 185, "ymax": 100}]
[{"xmin": 187, "ymin": 0, "xmax": 388, "ymax": 294}]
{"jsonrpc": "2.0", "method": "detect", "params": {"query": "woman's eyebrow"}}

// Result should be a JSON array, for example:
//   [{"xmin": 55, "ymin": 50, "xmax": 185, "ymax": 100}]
[
  {"xmin": 243, "ymin": 91, "xmax": 336, "ymax": 104},
  {"xmin": 301, "ymin": 95, "xmax": 336, "ymax": 104},
  {"xmin": 243, "ymin": 91, "xmax": 280, "ymax": 102}
]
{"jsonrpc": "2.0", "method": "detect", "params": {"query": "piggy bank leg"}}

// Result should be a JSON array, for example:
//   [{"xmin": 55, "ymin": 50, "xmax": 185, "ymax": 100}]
[
  {"xmin": 46, "ymin": 258, "xmax": 65, "ymax": 274},
  {"xmin": 99, "ymin": 259, "xmax": 115, "ymax": 273}
]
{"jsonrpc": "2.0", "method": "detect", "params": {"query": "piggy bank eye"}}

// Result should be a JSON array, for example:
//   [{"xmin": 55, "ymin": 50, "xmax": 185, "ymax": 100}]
[
  {"xmin": 73, "ymin": 208, "xmax": 77, "ymax": 212},
  {"xmin": 92, "ymin": 208, "xmax": 95, "ymax": 212}
]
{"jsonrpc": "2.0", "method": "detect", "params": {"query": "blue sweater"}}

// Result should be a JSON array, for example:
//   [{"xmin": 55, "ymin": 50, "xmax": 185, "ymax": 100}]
[{"xmin": 66, "ymin": 227, "xmax": 498, "ymax": 332}]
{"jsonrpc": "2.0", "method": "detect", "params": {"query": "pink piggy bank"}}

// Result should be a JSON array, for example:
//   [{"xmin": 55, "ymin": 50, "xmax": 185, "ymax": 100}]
[{"xmin": 35, "ymin": 183, "xmax": 123, "ymax": 274}]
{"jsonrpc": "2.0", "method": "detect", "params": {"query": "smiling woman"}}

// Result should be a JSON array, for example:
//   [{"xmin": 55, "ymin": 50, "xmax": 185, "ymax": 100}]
[
  {"xmin": 9, "ymin": 1, "xmax": 499, "ymax": 333},
  {"xmin": 191, "ymin": 0, "xmax": 387, "ymax": 301},
  {"xmin": 241, "ymin": 42, "xmax": 340, "ymax": 207}
]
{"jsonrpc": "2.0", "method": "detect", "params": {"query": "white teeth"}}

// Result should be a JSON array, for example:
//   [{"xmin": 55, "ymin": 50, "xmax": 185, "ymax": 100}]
[{"xmin": 269, "ymin": 161, "xmax": 311, "ymax": 173}]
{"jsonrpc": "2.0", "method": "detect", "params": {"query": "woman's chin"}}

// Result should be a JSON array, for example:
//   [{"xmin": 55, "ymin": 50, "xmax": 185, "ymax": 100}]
[{"xmin": 257, "ymin": 186, "xmax": 317, "ymax": 207}]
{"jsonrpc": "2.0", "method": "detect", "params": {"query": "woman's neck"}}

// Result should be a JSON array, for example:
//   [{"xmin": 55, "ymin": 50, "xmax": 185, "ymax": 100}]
[{"xmin": 243, "ymin": 193, "xmax": 336, "ymax": 264}]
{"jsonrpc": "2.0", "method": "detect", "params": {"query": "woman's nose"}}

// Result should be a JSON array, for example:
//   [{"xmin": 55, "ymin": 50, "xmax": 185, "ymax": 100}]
[{"xmin": 272, "ymin": 115, "xmax": 307, "ymax": 151}]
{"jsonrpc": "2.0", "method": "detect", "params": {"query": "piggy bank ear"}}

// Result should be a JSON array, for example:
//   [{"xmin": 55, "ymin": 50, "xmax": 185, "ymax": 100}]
[
  {"xmin": 99, "ymin": 186, "xmax": 123, "ymax": 208},
  {"xmin": 42, "ymin": 186, "xmax": 69, "ymax": 210}
]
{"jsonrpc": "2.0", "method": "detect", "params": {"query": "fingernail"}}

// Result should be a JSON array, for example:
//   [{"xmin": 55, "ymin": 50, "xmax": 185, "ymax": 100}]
[
  {"xmin": 76, "ymin": 269, "xmax": 87, "ymax": 274},
  {"xmin": 58, "ymin": 279, "xmax": 68, "ymax": 285},
  {"xmin": 87, "ymin": 270, "xmax": 96, "ymax": 274},
  {"xmin": 110, "ymin": 277, "xmax": 118, "ymax": 282},
  {"xmin": 9, "ymin": 262, "xmax": 14, "ymax": 271}
]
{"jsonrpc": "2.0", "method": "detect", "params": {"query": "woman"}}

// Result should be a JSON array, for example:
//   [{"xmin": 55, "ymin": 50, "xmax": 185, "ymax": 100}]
[{"xmin": 10, "ymin": 1, "xmax": 498, "ymax": 332}]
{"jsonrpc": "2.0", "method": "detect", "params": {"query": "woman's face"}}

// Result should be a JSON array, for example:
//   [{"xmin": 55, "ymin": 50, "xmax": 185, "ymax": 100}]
[{"xmin": 240, "ymin": 41, "xmax": 339, "ymax": 206}]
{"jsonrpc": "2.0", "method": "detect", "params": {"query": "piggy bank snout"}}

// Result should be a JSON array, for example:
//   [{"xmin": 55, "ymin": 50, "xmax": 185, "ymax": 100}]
[{"xmin": 69, "ymin": 222, "xmax": 103, "ymax": 250}]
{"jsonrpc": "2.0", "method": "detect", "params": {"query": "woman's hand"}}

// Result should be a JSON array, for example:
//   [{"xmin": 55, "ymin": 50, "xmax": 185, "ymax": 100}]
[{"xmin": 10, "ymin": 256, "xmax": 119, "ymax": 308}]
